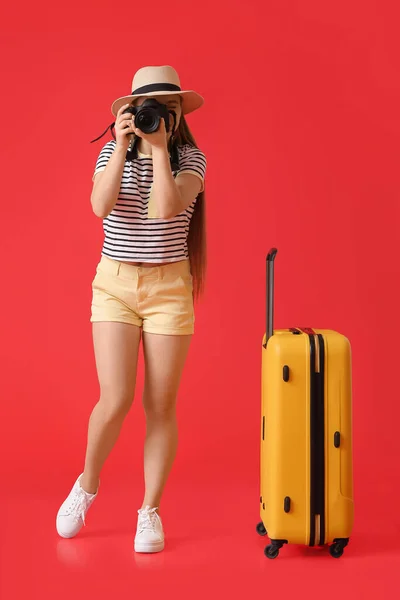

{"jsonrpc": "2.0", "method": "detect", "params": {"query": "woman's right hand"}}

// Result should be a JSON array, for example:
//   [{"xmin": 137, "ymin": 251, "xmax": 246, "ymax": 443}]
[{"xmin": 115, "ymin": 104, "xmax": 134, "ymax": 150}]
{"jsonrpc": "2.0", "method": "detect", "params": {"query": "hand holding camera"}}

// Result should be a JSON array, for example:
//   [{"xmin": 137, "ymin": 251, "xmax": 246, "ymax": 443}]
[
  {"xmin": 114, "ymin": 104, "xmax": 136, "ymax": 151},
  {"xmin": 123, "ymin": 99, "xmax": 174, "ymax": 149}
]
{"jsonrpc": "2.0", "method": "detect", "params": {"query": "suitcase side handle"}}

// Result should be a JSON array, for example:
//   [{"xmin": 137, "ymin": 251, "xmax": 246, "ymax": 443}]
[{"xmin": 266, "ymin": 248, "xmax": 278, "ymax": 345}]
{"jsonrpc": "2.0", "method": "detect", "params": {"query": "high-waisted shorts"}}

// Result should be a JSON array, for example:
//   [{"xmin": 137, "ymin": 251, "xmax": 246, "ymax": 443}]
[{"xmin": 91, "ymin": 255, "xmax": 194, "ymax": 335}]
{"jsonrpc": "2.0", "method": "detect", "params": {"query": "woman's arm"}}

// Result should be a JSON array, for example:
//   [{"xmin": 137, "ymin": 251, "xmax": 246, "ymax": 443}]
[
  {"xmin": 91, "ymin": 103, "xmax": 134, "ymax": 219},
  {"xmin": 151, "ymin": 146, "xmax": 202, "ymax": 219},
  {"xmin": 91, "ymin": 145, "xmax": 127, "ymax": 218}
]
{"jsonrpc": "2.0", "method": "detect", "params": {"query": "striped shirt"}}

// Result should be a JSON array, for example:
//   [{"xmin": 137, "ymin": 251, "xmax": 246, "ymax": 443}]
[{"xmin": 93, "ymin": 140, "xmax": 207, "ymax": 263}]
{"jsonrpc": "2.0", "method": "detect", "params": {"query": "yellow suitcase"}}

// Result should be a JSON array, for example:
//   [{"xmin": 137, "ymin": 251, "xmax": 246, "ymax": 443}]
[{"xmin": 257, "ymin": 249, "xmax": 354, "ymax": 559}]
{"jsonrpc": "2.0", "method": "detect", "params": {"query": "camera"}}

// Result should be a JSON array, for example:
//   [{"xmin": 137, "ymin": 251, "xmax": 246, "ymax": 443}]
[{"xmin": 123, "ymin": 99, "xmax": 171, "ymax": 134}]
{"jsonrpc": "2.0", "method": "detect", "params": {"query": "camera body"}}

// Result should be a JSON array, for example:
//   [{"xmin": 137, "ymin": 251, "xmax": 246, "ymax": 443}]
[{"xmin": 123, "ymin": 99, "xmax": 171, "ymax": 134}]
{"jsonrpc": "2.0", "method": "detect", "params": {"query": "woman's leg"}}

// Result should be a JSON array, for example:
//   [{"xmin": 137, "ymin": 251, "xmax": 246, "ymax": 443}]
[
  {"xmin": 141, "ymin": 333, "xmax": 192, "ymax": 508},
  {"xmin": 80, "ymin": 322, "xmax": 142, "ymax": 494}
]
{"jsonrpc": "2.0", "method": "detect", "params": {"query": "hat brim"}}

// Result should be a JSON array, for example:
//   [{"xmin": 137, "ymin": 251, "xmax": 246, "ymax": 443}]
[{"xmin": 111, "ymin": 90, "xmax": 204, "ymax": 117}]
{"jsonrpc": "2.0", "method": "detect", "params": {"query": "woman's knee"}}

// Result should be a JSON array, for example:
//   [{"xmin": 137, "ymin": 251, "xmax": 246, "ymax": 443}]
[
  {"xmin": 97, "ymin": 389, "xmax": 133, "ymax": 423},
  {"xmin": 143, "ymin": 397, "xmax": 177, "ymax": 422}
]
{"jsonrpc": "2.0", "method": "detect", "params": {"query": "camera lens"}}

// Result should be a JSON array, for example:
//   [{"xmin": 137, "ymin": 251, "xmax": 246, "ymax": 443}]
[{"xmin": 135, "ymin": 108, "xmax": 160, "ymax": 134}]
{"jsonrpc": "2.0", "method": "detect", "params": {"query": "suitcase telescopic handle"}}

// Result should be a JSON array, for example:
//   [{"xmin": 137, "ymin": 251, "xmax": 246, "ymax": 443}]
[{"xmin": 266, "ymin": 248, "xmax": 278, "ymax": 346}]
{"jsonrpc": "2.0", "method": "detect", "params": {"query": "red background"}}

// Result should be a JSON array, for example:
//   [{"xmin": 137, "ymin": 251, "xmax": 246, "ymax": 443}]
[{"xmin": 1, "ymin": 0, "xmax": 399, "ymax": 598}]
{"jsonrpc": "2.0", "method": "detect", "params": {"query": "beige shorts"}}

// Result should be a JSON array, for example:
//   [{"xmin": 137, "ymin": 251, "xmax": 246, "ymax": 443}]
[{"xmin": 91, "ymin": 255, "xmax": 194, "ymax": 335}]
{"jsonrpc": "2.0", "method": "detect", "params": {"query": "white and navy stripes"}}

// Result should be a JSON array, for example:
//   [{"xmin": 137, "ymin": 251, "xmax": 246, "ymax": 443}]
[{"xmin": 93, "ymin": 140, "xmax": 207, "ymax": 263}]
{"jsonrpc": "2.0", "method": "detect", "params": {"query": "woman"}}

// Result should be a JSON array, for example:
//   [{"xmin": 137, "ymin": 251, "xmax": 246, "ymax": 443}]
[{"xmin": 56, "ymin": 65, "xmax": 207, "ymax": 553}]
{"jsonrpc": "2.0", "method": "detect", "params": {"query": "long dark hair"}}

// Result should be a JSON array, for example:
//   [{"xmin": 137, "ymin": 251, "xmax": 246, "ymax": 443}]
[{"xmin": 174, "ymin": 115, "xmax": 206, "ymax": 300}]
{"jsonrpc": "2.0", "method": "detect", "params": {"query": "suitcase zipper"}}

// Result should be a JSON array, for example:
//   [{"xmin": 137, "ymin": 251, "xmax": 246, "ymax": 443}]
[
  {"xmin": 304, "ymin": 330, "xmax": 326, "ymax": 547},
  {"xmin": 308, "ymin": 333, "xmax": 317, "ymax": 547},
  {"xmin": 317, "ymin": 334, "xmax": 326, "ymax": 547},
  {"xmin": 314, "ymin": 335, "xmax": 321, "ymax": 546}
]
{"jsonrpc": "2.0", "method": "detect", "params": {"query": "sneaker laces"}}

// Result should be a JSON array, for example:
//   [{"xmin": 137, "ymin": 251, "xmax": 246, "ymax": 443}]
[
  {"xmin": 138, "ymin": 506, "xmax": 159, "ymax": 533},
  {"xmin": 65, "ymin": 488, "xmax": 91, "ymax": 526}
]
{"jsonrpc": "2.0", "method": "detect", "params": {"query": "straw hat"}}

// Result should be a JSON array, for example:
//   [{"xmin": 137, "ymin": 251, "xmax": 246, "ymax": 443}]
[{"xmin": 111, "ymin": 65, "xmax": 204, "ymax": 117}]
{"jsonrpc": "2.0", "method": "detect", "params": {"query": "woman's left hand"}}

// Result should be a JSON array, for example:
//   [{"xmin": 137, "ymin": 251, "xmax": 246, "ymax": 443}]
[{"xmin": 132, "ymin": 117, "xmax": 169, "ymax": 149}]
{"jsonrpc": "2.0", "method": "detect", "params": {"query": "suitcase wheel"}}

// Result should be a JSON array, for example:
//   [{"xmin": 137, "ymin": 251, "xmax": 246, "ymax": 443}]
[
  {"xmin": 329, "ymin": 544, "xmax": 344, "ymax": 559},
  {"xmin": 264, "ymin": 544, "xmax": 280, "ymax": 560},
  {"xmin": 329, "ymin": 538, "xmax": 349, "ymax": 559},
  {"xmin": 264, "ymin": 540, "xmax": 287, "ymax": 559},
  {"xmin": 256, "ymin": 522, "xmax": 267, "ymax": 537}
]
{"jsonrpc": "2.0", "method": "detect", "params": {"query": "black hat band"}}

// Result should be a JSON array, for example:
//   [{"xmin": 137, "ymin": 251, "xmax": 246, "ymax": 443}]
[{"xmin": 132, "ymin": 83, "xmax": 182, "ymax": 95}]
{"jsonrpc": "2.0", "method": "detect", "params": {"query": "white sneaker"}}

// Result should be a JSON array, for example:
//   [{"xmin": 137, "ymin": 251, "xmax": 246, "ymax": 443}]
[
  {"xmin": 134, "ymin": 506, "xmax": 165, "ymax": 553},
  {"xmin": 56, "ymin": 474, "xmax": 98, "ymax": 539}
]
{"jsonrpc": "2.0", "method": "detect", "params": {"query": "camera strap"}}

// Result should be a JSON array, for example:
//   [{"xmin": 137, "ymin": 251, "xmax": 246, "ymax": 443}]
[
  {"xmin": 168, "ymin": 111, "xmax": 180, "ymax": 171},
  {"xmin": 90, "ymin": 122, "xmax": 116, "ymax": 144},
  {"xmin": 169, "ymin": 111, "xmax": 177, "ymax": 136}
]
